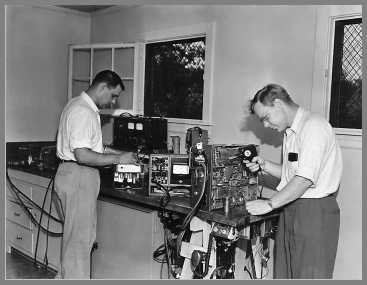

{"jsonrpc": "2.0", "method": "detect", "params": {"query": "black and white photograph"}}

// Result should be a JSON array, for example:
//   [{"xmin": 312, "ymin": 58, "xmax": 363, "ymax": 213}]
[{"xmin": 4, "ymin": 2, "xmax": 363, "ymax": 280}]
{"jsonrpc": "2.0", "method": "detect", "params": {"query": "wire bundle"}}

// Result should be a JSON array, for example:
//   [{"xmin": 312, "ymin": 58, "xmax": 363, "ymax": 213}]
[{"xmin": 6, "ymin": 169, "xmax": 63, "ymax": 269}]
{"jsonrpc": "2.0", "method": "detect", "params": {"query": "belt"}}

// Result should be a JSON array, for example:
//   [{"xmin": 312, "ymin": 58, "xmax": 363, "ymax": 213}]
[{"xmin": 59, "ymin": 159, "xmax": 98, "ymax": 169}]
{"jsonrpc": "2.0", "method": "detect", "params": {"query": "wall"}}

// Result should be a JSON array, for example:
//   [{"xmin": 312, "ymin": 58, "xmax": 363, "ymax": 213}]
[
  {"xmin": 91, "ymin": 4, "xmax": 317, "ymax": 161},
  {"xmin": 91, "ymin": 5, "xmax": 362, "ymax": 279},
  {"xmin": 5, "ymin": 5, "xmax": 91, "ymax": 141},
  {"xmin": 4, "ymin": 4, "xmax": 362, "ymax": 279},
  {"xmin": 310, "ymin": 5, "xmax": 363, "ymax": 279}
]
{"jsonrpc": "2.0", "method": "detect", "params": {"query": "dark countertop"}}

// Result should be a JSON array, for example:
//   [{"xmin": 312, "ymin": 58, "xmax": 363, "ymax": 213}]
[
  {"xmin": 6, "ymin": 165, "xmax": 57, "ymax": 179},
  {"xmin": 99, "ymin": 186, "xmax": 279, "ymax": 229}
]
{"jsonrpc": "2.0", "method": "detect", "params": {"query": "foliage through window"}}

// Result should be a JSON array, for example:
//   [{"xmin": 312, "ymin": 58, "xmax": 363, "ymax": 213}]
[
  {"xmin": 329, "ymin": 17, "xmax": 362, "ymax": 129},
  {"xmin": 144, "ymin": 37, "xmax": 205, "ymax": 120}
]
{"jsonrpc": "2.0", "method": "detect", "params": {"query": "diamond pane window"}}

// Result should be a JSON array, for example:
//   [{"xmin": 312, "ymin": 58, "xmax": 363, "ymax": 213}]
[
  {"xmin": 144, "ymin": 37, "xmax": 205, "ymax": 120},
  {"xmin": 329, "ymin": 18, "xmax": 362, "ymax": 129}
]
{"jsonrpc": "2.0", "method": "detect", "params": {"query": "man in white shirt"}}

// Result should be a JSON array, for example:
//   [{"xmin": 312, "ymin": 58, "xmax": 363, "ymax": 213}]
[
  {"xmin": 54, "ymin": 70, "xmax": 136, "ymax": 279},
  {"xmin": 244, "ymin": 83, "xmax": 342, "ymax": 279}
]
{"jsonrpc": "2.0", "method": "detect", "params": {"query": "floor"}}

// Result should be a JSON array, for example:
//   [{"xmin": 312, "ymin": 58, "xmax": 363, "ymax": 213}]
[{"xmin": 6, "ymin": 249, "xmax": 57, "ymax": 279}]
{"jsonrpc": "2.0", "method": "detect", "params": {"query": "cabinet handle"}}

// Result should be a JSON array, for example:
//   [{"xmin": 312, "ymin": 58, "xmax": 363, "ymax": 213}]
[
  {"xmin": 16, "ymin": 235, "xmax": 23, "ymax": 240},
  {"xmin": 14, "ymin": 212, "xmax": 21, "ymax": 217}
]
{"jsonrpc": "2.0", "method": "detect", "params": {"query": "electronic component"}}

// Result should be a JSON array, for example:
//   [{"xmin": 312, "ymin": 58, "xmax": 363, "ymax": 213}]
[
  {"xmin": 113, "ymin": 163, "xmax": 148, "ymax": 191},
  {"xmin": 190, "ymin": 144, "xmax": 259, "ymax": 211},
  {"xmin": 185, "ymin": 127, "xmax": 208, "ymax": 153},
  {"xmin": 148, "ymin": 154, "xmax": 191, "ymax": 196},
  {"xmin": 239, "ymin": 144, "xmax": 259, "ymax": 175},
  {"xmin": 186, "ymin": 127, "xmax": 208, "ymax": 168},
  {"xmin": 113, "ymin": 116, "xmax": 168, "ymax": 154},
  {"xmin": 212, "ymin": 222, "xmax": 239, "ymax": 240}
]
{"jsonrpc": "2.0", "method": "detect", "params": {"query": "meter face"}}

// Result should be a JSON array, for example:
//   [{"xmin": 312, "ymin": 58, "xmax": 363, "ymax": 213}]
[{"xmin": 172, "ymin": 164, "xmax": 189, "ymax": 175}]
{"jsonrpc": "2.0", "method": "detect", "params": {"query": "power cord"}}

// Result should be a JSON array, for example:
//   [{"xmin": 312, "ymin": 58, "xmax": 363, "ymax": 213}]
[
  {"xmin": 6, "ymin": 169, "xmax": 63, "ymax": 234},
  {"xmin": 176, "ymin": 162, "xmax": 207, "ymax": 255},
  {"xmin": 6, "ymin": 168, "xmax": 63, "ymax": 270}
]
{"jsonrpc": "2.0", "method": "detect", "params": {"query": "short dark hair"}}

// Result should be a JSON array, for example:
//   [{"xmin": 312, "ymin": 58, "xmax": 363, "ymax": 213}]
[
  {"xmin": 249, "ymin": 83, "xmax": 294, "ymax": 114},
  {"xmin": 90, "ymin": 70, "xmax": 125, "ymax": 91}
]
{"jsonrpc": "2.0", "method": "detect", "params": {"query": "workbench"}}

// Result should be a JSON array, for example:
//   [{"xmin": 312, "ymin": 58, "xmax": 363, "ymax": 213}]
[
  {"xmin": 98, "ymin": 183, "xmax": 279, "ymax": 279},
  {"xmin": 6, "ymin": 163, "xmax": 279, "ymax": 279},
  {"xmin": 99, "ymin": 183, "xmax": 279, "ymax": 229}
]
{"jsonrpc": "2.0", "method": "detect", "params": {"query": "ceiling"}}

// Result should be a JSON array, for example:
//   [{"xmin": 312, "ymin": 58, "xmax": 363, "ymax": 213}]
[{"xmin": 58, "ymin": 5, "xmax": 115, "ymax": 13}]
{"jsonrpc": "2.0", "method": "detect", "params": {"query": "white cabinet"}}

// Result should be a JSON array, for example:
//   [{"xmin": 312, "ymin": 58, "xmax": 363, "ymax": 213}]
[
  {"xmin": 68, "ymin": 43, "xmax": 140, "ymax": 116},
  {"xmin": 6, "ymin": 169, "xmax": 62, "ymax": 271},
  {"xmin": 91, "ymin": 199, "xmax": 164, "ymax": 279}
]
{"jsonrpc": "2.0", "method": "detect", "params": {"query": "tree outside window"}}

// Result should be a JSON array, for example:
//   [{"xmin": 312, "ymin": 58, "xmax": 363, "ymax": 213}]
[{"xmin": 144, "ymin": 37, "xmax": 205, "ymax": 120}]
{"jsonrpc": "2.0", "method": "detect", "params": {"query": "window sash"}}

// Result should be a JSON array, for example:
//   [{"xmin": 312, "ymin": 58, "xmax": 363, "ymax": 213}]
[{"xmin": 329, "ymin": 17, "xmax": 362, "ymax": 131}]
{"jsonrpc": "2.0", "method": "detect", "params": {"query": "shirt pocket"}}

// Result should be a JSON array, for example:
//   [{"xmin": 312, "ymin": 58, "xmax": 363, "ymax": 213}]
[{"xmin": 285, "ymin": 153, "xmax": 299, "ymax": 178}]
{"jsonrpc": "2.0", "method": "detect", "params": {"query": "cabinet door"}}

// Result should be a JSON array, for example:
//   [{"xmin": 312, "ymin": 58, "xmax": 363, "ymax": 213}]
[
  {"xmin": 91, "ymin": 200, "xmax": 164, "ymax": 279},
  {"xmin": 6, "ymin": 220, "xmax": 33, "ymax": 257},
  {"xmin": 6, "ymin": 171, "xmax": 63, "ymax": 271},
  {"xmin": 6, "ymin": 200, "xmax": 32, "ymax": 230}
]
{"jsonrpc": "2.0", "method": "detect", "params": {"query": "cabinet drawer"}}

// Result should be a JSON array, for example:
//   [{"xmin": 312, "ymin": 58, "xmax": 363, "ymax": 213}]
[
  {"xmin": 7, "ymin": 178, "xmax": 33, "ymax": 202},
  {"xmin": 6, "ymin": 221, "xmax": 33, "ymax": 256},
  {"xmin": 6, "ymin": 200, "xmax": 32, "ymax": 229}
]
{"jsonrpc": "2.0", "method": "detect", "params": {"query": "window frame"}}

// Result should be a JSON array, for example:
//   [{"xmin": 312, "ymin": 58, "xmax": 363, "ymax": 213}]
[
  {"xmin": 136, "ymin": 23, "xmax": 215, "ymax": 128},
  {"xmin": 325, "ymin": 13, "xmax": 362, "ymax": 136},
  {"xmin": 143, "ymin": 36, "xmax": 206, "ymax": 121}
]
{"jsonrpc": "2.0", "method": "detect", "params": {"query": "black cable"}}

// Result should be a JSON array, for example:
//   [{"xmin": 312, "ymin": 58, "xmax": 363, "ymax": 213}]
[
  {"xmin": 151, "ymin": 180, "xmax": 171, "ymax": 207},
  {"xmin": 6, "ymin": 170, "xmax": 63, "ymax": 236},
  {"xmin": 181, "ymin": 163, "xmax": 207, "ymax": 229},
  {"xmin": 153, "ymin": 160, "xmax": 207, "ymax": 278},
  {"xmin": 257, "ymin": 169, "xmax": 265, "ymax": 199},
  {"xmin": 244, "ymin": 265, "xmax": 253, "ymax": 279},
  {"xmin": 175, "ymin": 162, "xmax": 207, "ymax": 267},
  {"xmin": 153, "ymin": 221, "xmax": 180, "ymax": 279},
  {"xmin": 43, "ymin": 178, "xmax": 56, "ymax": 269},
  {"xmin": 5, "ymin": 168, "xmax": 62, "ymax": 269},
  {"xmin": 6, "ymin": 169, "xmax": 63, "ymax": 224},
  {"xmin": 164, "ymin": 228, "xmax": 172, "ymax": 278},
  {"xmin": 192, "ymin": 232, "xmax": 214, "ymax": 278},
  {"xmin": 33, "ymin": 174, "xmax": 52, "ymax": 265},
  {"xmin": 6, "ymin": 168, "xmax": 63, "ymax": 270}
]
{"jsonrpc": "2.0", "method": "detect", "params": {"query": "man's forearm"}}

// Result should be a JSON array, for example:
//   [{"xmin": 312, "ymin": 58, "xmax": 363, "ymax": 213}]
[
  {"xmin": 74, "ymin": 148, "xmax": 120, "ymax": 166},
  {"xmin": 269, "ymin": 175, "xmax": 312, "ymax": 209},
  {"xmin": 104, "ymin": 145, "xmax": 123, "ymax": 155}
]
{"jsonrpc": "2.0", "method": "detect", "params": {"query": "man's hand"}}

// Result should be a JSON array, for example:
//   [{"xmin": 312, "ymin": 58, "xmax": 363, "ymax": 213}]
[
  {"xmin": 243, "ymin": 156, "xmax": 265, "ymax": 173},
  {"xmin": 246, "ymin": 199, "xmax": 272, "ymax": 215},
  {"xmin": 118, "ymin": 152, "xmax": 137, "ymax": 164}
]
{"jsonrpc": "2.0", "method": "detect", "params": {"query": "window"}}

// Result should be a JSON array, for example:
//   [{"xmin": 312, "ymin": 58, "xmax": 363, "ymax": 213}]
[
  {"xmin": 329, "ymin": 17, "xmax": 362, "ymax": 129},
  {"xmin": 144, "ymin": 37, "xmax": 206, "ymax": 120}
]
